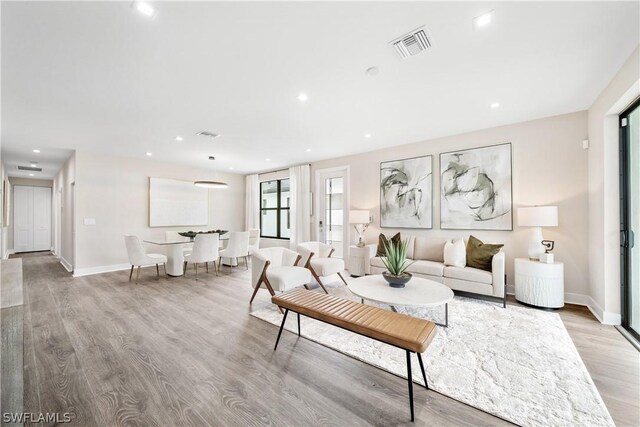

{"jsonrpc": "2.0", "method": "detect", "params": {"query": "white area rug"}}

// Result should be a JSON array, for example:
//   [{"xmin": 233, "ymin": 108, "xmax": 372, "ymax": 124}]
[{"xmin": 251, "ymin": 284, "xmax": 614, "ymax": 426}]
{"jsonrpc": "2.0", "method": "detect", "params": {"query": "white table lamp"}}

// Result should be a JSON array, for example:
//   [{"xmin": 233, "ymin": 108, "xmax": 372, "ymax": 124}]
[
  {"xmin": 349, "ymin": 210, "xmax": 371, "ymax": 248},
  {"xmin": 517, "ymin": 206, "xmax": 558, "ymax": 260}
]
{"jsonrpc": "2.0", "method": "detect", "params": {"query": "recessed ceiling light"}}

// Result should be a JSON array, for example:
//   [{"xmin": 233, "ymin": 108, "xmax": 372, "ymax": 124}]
[
  {"xmin": 364, "ymin": 133, "xmax": 372, "ymax": 138},
  {"xmin": 32, "ymin": 149, "xmax": 40, "ymax": 153},
  {"xmin": 132, "ymin": 1, "xmax": 158, "ymax": 18},
  {"xmin": 146, "ymin": 152, "xmax": 153, "ymax": 156},
  {"xmin": 490, "ymin": 102, "xmax": 500, "ymax": 109},
  {"xmin": 474, "ymin": 11, "xmax": 493, "ymax": 28},
  {"xmin": 306, "ymin": 148, "xmax": 311, "ymax": 152},
  {"xmin": 30, "ymin": 163, "xmax": 37, "ymax": 167},
  {"xmin": 229, "ymin": 167, "xmax": 234, "ymax": 170},
  {"xmin": 265, "ymin": 158, "xmax": 271, "ymax": 161},
  {"xmin": 365, "ymin": 66, "xmax": 380, "ymax": 76},
  {"xmin": 29, "ymin": 173, "xmax": 34, "ymax": 177},
  {"xmin": 297, "ymin": 93, "xmax": 308, "ymax": 102},
  {"xmin": 175, "ymin": 136, "xmax": 183, "ymax": 142}
]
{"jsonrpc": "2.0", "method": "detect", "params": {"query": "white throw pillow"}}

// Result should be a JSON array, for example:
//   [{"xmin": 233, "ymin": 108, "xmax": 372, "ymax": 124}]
[{"xmin": 444, "ymin": 238, "xmax": 466, "ymax": 268}]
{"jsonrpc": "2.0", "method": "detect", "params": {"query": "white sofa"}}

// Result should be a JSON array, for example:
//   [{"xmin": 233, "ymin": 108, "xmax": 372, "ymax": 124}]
[{"xmin": 365, "ymin": 236, "xmax": 506, "ymax": 307}]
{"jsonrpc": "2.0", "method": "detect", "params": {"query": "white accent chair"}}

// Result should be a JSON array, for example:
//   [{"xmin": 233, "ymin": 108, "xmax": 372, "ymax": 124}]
[
  {"xmin": 124, "ymin": 235, "xmax": 168, "ymax": 283},
  {"xmin": 183, "ymin": 233, "xmax": 219, "ymax": 279},
  {"xmin": 219, "ymin": 231, "xmax": 249, "ymax": 273},
  {"xmin": 297, "ymin": 242, "xmax": 348, "ymax": 293},
  {"xmin": 248, "ymin": 228, "xmax": 261, "ymax": 255},
  {"xmin": 249, "ymin": 247, "xmax": 311, "ymax": 312}
]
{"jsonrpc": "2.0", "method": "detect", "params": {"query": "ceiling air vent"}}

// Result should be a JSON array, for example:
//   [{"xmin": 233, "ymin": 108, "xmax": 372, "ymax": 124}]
[
  {"xmin": 18, "ymin": 165, "xmax": 42, "ymax": 172},
  {"xmin": 196, "ymin": 131, "xmax": 220, "ymax": 139},
  {"xmin": 391, "ymin": 26, "xmax": 433, "ymax": 59}
]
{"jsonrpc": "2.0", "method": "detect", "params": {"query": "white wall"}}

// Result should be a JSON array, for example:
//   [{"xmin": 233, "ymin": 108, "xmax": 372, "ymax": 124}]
[
  {"xmin": 73, "ymin": 151, "xmax": 245, "ymax": 275},
  {"xmin": 53, "ymin": 153, "xmax": 76, "ymax": 271},
  {"xmin": 587, "ymin": 45, "xmax": 640, "ymax": 324},
  {"xmin": 311, "ymin": 111, "xmax": 590, "ymax": 300}
]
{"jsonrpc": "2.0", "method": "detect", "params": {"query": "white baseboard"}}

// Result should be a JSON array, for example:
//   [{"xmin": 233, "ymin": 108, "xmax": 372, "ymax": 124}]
[
  {"xmin": 506, "ymin": 285, "xmax": 621, "ymax": 326},
  {"xmin": 60, "ymin": 257, "xmax": 73, "ymax": 272},
  {"xmin": 72, "ymin": 263, "xmax": 130, "ymax": 277}
]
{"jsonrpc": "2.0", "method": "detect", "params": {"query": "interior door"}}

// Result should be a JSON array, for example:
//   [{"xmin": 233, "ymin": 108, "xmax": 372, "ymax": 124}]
[
  {"xmin": 33, "ymin": 187, "xmax": 52, "ymax": 251},
  {"xmin": 316, "ymin": 167, "xmax": 349, "ymax": 259},
  {"xmin": 13, "ymin": 186, "xmax": 34, "ymax": 252}
]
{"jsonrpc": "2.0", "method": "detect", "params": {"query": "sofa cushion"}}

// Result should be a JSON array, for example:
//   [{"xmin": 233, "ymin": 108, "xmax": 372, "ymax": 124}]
[
  {"xmin": 370, "ymin": 256, "xmax": 387, "ymax": 269},
  {"xmin": 413, "ymin": 237, "xmax": 448, "ymax": 262},
  {"xmin": 444, "ymin": 238, "xmax": 466, "ymax": 267},
  {"xmin": 443, "ymin": 266, "xmax": 492, "ymax": 284},
  {"xmin": 407, "ymin": 260, "xmax": 445, "ymax": 277},
  {"xmin": 376, "ymin": 232, "xmax": 401, "ymax": 257},
  {"xmin": 466, "ymin": 235, "xmax": 503, "ymax": 272}
]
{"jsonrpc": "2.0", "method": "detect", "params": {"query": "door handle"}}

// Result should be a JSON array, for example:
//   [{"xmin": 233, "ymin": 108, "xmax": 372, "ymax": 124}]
[
  {"xmin": 631, "ymin": 230, "xmax": 636, "ymax": 249},
  {"xmin": 621, "ymin": 230, "xmax": 627, "ymax": 248}
]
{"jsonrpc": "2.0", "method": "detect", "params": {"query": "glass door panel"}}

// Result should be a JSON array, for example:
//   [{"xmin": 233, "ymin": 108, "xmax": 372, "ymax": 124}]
[
  {"xmin": 621, "ymin": 100, "xmax": 640, "ymax": 340},
  {"xmin": 323, "ymin": 177, "xmax": 344, "ymax": 258}
]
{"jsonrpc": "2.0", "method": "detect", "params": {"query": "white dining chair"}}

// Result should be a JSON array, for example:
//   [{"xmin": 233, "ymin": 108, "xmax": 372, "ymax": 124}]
[
  {"xmin": 248, "ymin": 228, "xmax": 261, "ymax": 255},
  {"xmin": 124, "ymin": 235, "xmax": 168, "ymax": 283},
  {"xmin": 249, "ymin": 247, "xmax": 311, "ymax": 313},
  {"xmin": 297, "ymin": 241, "xmax": 348, "ymax": 293},
  {"xmin": 219, "ymin": 231, "xmax": 249, "ymax": 273},
  {"xmin": 183, "ymin": 233, "xmax": 219, "ymax": 280}
]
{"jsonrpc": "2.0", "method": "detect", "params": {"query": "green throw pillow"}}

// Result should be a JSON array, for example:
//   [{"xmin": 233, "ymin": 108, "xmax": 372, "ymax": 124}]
[
  {"xmin": 376, "ymin": 232, "xmax": 401, "ymax": 257},
  {"xmin": 466, "ymin": 235, "xmax": 503, "ymax": 272}
]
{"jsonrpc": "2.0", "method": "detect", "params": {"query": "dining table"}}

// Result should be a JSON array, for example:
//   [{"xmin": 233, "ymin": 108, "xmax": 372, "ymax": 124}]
[{"xmin": 144, "ymin": 235, "xmax": 229, "ymax": 277}]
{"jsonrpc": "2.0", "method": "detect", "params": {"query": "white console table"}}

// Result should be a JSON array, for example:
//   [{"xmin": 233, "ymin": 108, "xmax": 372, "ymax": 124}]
[
  {"xmin": 514, "ymin": 258, "xmax": 564, "ymax": 309},
  {"xmin": 348, "ymin": 245, "xmax": 370, "ymax": 277}
]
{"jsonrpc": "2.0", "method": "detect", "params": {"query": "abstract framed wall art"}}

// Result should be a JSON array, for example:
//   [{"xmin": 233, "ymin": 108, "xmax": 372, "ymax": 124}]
[
  {"xmin": 380, "ymin": 155, "xmax": 433, "ymax": 229},
  {"xmin": 440, "ymin": 143, "xmax": 512, "ymax": 230}
]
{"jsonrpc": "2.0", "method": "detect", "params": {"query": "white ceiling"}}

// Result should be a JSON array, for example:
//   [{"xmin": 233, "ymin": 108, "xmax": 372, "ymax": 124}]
[{"xmin": 2, "ymin": 1, "xmax": 639, "ymax": 177}]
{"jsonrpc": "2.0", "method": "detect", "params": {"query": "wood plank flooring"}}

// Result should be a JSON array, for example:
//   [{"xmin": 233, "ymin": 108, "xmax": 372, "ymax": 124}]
[{"xmin": 14, "ymin": 253, "xmax": 640, "ymax": 426}]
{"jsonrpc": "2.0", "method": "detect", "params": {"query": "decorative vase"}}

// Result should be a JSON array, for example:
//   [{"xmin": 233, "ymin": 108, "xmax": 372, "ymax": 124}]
[{"xmin": 382, "ymin": 271, "xmax": 412, "ymax": 288}]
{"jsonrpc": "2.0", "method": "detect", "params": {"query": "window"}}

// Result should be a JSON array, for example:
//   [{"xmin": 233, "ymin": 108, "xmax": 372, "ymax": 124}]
[{"xmin": 260, "ymin": 179, "xmax": 290, "ymax": 239}]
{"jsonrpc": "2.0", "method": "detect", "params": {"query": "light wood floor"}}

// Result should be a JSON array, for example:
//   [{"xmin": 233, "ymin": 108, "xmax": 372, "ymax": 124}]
[{"xmin": 15, "ymin": 253, "xmax": 640, "ymax": 426}]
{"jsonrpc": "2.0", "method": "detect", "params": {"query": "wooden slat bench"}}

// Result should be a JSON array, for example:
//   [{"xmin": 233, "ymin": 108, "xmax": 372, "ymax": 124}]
[{"xmin": 271, "ymin": 288, "xmax": 438, "ymax": 422}]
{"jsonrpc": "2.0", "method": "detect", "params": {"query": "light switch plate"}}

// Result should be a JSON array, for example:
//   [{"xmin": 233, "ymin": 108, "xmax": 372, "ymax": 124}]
[{"xmin": 84, "ymin": 218, "xmax": 96, "ymax": 225}]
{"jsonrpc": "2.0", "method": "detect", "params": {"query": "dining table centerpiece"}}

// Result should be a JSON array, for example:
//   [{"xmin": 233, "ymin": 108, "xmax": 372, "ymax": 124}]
[{"xmin": 178, "ymin": 230, "xmax": 228, "ymax": 241}]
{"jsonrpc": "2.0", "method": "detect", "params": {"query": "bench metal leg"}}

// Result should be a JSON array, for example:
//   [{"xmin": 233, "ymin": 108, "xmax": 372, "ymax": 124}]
[
  {"xmin": 417, "ymin": 352, "xmax": 428, "ymax": 390},
  {"xmin": 274, "ymin": 309, "xmax": 289, "ymax": 351},
  {"xmin": 297, "ymin": 313, "xmax": 301, "ymax": 336},
  {"xmin": 406, "ymin": 350, "xmax": 414, "ymax": 422}
]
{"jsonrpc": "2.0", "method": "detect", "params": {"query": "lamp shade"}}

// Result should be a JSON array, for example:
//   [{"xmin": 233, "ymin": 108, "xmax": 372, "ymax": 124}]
[
  {"xmin": 349, "ymin": 210, "xmax": 370, "ymax": 224},
  {"xmin": 517, "ymin": 206, "xmax": 558, "ymax": 227}
]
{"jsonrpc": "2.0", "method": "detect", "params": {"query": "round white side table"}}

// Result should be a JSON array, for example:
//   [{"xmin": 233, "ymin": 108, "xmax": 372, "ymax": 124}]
[{"xmin": 514, "ymin": 258, "xmax": 564, "ymax": 309}]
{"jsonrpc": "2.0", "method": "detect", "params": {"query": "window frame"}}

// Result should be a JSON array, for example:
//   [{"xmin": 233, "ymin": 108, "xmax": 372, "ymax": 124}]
[{"xmin": 259, "ymin": 178, "xmax": 290, "ymax": 240}]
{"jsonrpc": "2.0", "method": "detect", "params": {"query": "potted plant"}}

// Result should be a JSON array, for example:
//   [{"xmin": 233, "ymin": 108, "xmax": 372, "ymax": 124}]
[{"xmin": 381, "ymin": 238, "xmax": 414, "ymax": 288}]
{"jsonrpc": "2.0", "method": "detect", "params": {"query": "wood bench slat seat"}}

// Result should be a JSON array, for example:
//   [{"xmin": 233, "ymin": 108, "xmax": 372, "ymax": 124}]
[
  {"xmin": 272, "ymin": 288, "xmax": 437, "ymax": 353},
  {"xmin": 270, "ymin": 288, "xmax": 438, "ymax": 422}
]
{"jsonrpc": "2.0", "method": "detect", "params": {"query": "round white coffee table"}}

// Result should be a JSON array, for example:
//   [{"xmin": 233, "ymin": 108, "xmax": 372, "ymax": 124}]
[{"xmin": 348, "ymin": 274, "xmax": 454, "ymax": 327}]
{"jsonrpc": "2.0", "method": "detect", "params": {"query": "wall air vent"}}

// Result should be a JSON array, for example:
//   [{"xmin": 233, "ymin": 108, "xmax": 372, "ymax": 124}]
[
  {"xmin": 391, "ymin": 26, "xmax": 433, "ymax": 59},
  {"xmin": 196, "ymin": 131, "xmax": 220, "ymax": 139},
  {"xmin": 18, "ymin": 166, "xmax": 42, "ymax": 172}
]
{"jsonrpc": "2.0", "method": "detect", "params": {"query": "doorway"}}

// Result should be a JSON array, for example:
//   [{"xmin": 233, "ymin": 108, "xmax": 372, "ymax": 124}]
[
  {"xmin": 315, "ymin": 166, "xmax": 349, "ymax": 259},
  {"xmin": 620, "ymin": 98, "xmax": 640, "ymax": 341},
  {"xmin": 13, "ymin": 185, "xmax": 52, "ymax": 252}
]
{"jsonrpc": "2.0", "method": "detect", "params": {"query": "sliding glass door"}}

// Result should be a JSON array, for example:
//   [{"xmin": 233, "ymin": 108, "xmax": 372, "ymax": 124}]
[{"xmin": 620, "ymin": 99, "xmax": 640, "ymax": 341}]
